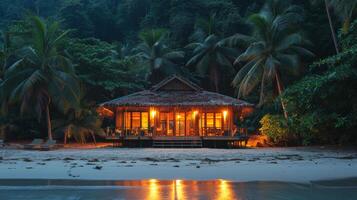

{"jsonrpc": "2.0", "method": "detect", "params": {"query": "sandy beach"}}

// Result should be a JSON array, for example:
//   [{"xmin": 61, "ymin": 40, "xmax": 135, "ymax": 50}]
[{"xmin": 1, "ymin": 147, "xmax": 357, "ymax": 183}]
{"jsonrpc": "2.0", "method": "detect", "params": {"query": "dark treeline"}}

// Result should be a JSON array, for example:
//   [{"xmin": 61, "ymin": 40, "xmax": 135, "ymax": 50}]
[{"xmin": 0, "ymin": 0, "xmax": 356, "ymax": 145}]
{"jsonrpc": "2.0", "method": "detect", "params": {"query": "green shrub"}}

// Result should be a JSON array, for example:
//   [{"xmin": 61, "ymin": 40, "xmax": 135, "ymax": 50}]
[{"xmin": 259, "ymin": 114, "xmax": 294, "ymax": 146}]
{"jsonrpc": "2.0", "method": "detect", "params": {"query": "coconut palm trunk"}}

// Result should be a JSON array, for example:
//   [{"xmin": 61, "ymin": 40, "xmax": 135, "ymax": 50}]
[
  {"xmin": 324, "ymin": 0, "xmax": 340, "ymax": 54},
  {"xmin": 275, "ymin": 73, "xmax": 288, "ymax": 119},
  {"xmin": 258, "ymin": 73, "xmax": 266, "ymax": 107},
  {"xmin": 45, "ymin": 104, "xmax": 53, "ymax": 140}
]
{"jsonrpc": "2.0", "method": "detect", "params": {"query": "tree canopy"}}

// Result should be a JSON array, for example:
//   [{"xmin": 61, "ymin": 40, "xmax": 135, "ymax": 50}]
[{"xmin": 0, "ymin": 0, "xmax": 356, "ymax": 145}]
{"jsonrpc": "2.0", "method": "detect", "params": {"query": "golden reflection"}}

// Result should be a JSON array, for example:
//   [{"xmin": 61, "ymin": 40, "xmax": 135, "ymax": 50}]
[
  {"xmin": 170, "ymin": 179, "xmax": 187, "ymax": 200},
  {"xmin": 176, "ymin": 180, "xmax": 185, "ymax": 200},
  {"xmin": 118, "ymin": 179, "xmax": 238, "ymax": 200},
  {"xmin": 215, "ymin": 179, "xmax": 236, "ymax": 200},
  {"xmin": 147, "ymin": 179, "xmax": 159, "ymax": 200}
]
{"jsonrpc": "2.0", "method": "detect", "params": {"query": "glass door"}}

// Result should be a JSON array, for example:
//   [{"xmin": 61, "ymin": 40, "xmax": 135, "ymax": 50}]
[
  {"xmin": 159, "ymin": 112, "xmax": 174, "ymax": 136},
  {"xmin": 175, "ymin": 113, "xmax": 185, "ymax": 136}
]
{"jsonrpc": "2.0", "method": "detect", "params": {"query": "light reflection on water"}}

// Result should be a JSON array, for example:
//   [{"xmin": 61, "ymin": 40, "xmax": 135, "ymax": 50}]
[{"xmin": 0, "ymin": 179, "xmax": 357, "ymax": 200}]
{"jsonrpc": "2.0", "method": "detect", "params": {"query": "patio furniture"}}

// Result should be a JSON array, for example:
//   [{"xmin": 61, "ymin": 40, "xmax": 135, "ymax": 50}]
[{"xmin": 24, "ymin": 139, "xmax": 44, "ymax": 150}]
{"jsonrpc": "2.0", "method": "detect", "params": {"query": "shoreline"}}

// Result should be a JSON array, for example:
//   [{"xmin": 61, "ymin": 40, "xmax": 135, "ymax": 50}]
[
  {"xmin": 0, "ymin": 177, "xmax": 356, "ymax": 186},
  {"xmin": 1, "ymin": 147, "xmax": 357, "ymax": 183}
]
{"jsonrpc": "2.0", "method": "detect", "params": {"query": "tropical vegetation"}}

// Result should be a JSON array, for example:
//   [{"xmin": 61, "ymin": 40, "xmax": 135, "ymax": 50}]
[{"xmin": 0, "ymin": 0, "xmax": 356, "ymax": 145}]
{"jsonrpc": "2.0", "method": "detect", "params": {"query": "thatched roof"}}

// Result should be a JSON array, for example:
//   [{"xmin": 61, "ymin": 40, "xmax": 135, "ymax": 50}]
[{"xmin": 101, "ymin": 75, "xmax": 253, "ymax": 107}]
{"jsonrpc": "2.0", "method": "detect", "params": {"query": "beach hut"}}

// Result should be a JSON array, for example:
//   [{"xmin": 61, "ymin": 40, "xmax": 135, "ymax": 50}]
[{"xmin": 99, "ymin": 75, "xmax": 254, "ymax": 147}]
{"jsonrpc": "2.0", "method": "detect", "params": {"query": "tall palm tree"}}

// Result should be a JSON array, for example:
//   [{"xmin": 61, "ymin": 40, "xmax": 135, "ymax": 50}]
[
  {"xmin": 311, "ymin": 0, "xmax": 341, "ymax": 53},
  {"xmin": 135, "ymin": 29, "xmax": 184, "ymax": 81},
  {"xmin": 227, "ymin": 0, "xmax": 313, "ymax": 119},
  {"xmin": 329, "ymin": 0, "xmax": 357, "ymax": 34},
  {"xmin": 0, "ymin": 16, "xmax": 80, "ymax": 140},
  {"xmin": 323, "ymin": 0, "xmax": 340, "ymax": 54},
  {"xmin": 186, "ymin": 35, "xmax": 237, "ymax": 92}
]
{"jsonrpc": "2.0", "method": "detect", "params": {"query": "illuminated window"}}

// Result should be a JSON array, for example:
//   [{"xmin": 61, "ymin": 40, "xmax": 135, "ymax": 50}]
[
  {"xmin": 132, "ymin": 112, "xmax": 141, "ymax": 129},
  {"xmin": 124, "ymin": 112, "xmax": 131, "ymax": 129},
  {"xmin": 176, "ymin": 113, "xmax": 185, "ymax": 136},
  {"xmin": 200, "ymin": 114, "xmax": 205, "ymax": 135},
  {"xmin": 141, "ymin": 112, "xmax": 148, "ymax": 130},
  {"xmin": 206, "ymin": 113, "xmax": 214, "ymax": 128},
  {"xmin": 201, "ymin": 112, "xmax": 223, "ymax": 130},
  {"xmin": 186, "ymin": 112, "xmax": 193, "ymax": 135},
  {"xmin": 215, "ymin": 113, "xmax": 222, "ymax": 129}
]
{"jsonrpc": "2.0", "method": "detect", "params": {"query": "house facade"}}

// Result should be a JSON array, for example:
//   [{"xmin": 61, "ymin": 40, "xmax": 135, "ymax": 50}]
[{"xmin": 99, "ymin": 76, "xmax": 253, "ymax": 142}]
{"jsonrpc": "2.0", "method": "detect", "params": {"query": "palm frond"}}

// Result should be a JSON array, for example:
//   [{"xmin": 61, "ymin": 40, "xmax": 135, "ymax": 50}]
[
  {"xmin": 222, "ymin": 34, "xmax": 255, "ymax": 48},
  {"xmin": 30, "ymin": 16, "xmax": 47, "ymax": 57},
  {"xmin": 216, "ymin": 52, "xmax": 232, "ymax": 68},
  {"xmin": 139, "ymin": 29, "xmax": 168, "ymax": 47},
  {"xmin": 4, "ymin": 59, "xmax": 25, "ymax": 78},
  {"xmin": 163, "ymin": 51, "xmax": 185, "ymax": 60},
  {"xmin": 249, "ymin": 14, "xmax": 270, "ymax": 40},
  {"xmin": 185, "ymin": 42, "xmax": 202, "ymax": 49},
  {"xmin": 234, "ymin": 42, "xmax": 264, "ymax": 65},
  {"xmin": 238, "ymin": 60, "xmax": 264, "ymax": 98},
  {"xmin": 186, "ymin": 49, "xmax": 207, "ymax": 67},
  {"xmin": 276, "ymin": 53, "xmax": 300, "ymax": 75},
  {"xmin": 195, "ymin": 53, "xmax": 211, "ymax": 76},
  {"xmin": 232, "ymin": 59, "xmax": 258, "ymax": 87}
]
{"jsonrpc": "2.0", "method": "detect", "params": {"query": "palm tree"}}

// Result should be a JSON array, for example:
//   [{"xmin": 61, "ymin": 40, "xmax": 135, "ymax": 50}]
[
  {"xmin": 311, "ymin": 0, "xmax": 342, "ymax": 53},
  {"xmin": 329, "ymin": 0, "xmax": 357, "ymax": 34},
  {"xmin": 190, "ymin": 13, "xmax": 219, "ymax": 42},
  {"xmin": 313, "ymin": 0, "xmax": 356, "ymax": 53},
  {"xmin": 135, "ymin": 29, "xmax": 184, "ymax": 81},
  {"xmin": 186, "ymin": 35, "xmax": 237, "ymax": 92},
  {"xmin": 227, "ymin": 0, "xmax": 313, "ymax": 119},
  {"xmin": 52, "ymin": 91, "xmax": 104, "ymax": 144},
  {"xmin": 0, "ymin": 16, "xmax": 80, "ymax": 140},
  {"xmin": 323, "ymin": 0, "xmax": 340, "ymax": 54}
]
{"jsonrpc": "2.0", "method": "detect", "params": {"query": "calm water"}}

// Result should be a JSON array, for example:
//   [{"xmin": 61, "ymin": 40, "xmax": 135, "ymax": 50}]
[{"xmin": 0, "ymin": 179, "xmax": 357, "ymax": 200}]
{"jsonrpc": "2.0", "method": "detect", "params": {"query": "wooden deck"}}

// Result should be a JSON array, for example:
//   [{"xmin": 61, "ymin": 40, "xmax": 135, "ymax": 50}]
[{"xmin": 105, "ymin": 135, "xmax": 249, "ymax": 148}]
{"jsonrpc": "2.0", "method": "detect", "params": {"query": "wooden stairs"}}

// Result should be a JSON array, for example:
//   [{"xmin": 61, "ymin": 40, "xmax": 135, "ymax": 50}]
[{"xmin": 153, "ymin": 136, "xmax": 203, "ymax": 148}]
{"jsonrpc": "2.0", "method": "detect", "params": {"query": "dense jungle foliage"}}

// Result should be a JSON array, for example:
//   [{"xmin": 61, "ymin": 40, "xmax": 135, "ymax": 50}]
[{"xmin": 0, "ymin": 0, "xmax": 356, "ymax": 145}]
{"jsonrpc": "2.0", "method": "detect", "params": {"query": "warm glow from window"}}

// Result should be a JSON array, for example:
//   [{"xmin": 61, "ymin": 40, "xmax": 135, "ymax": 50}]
[
  {"xmin": 141, "ymin": 112, "xmax": 148, "ymax": 130},
  {"xmin": 176, "ymin": 113, "xmax": 185, "ymax": 136},
  {"xmin": 192, "ymin": 110, "xmax": 198, "ymax": 118},
  {"xmin": 206, "ymin": 113, "xmax": 214, "ymax": 128},
  {"xmin": 124, "ymin": 112, "xmax": 131, "ymax": 129},
  {"xmin": 223, "ymin": 110, "xmax": 228, "ymax": 121},
  {"xmin": 150, "ymin": 109, "xmax": 157, "ymax": 118},
  {"xmin": 132, "ymin": 112, "xmax": 141, "ymax": 128},
  {"xmin": 215, "ymin": 113, "xmax": 222, "ymax": 128}
]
